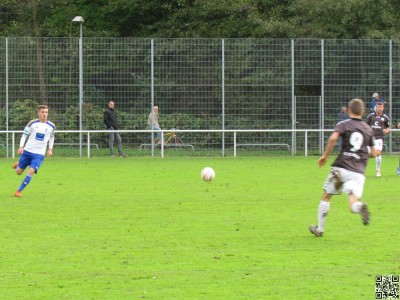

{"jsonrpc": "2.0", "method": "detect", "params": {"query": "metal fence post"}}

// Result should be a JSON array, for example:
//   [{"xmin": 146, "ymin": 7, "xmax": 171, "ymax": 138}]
[
  {"xmin": 291, "ymin": 40, "xmax": 296, "ymax": 156},
  {"xmin": 389, "ymin": 40, "xmax": 393, "ymax": 154},
  {"xmin": 221, "ymin": 39, "xmax": 225, "ymax": 157},
  {"xmin": 5, "ymin": 38, "xmax": 9, "ymax": 158},
  {"xmin": 151, "ymin": 39, "xmax": 155, "ymax": 157},
  {"xmin": 320, "ymin": 39, "xmax": 325, "ymax": 155}
]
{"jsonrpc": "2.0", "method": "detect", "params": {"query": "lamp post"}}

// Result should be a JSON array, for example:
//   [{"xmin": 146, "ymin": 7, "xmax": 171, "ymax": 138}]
[{"xmin": 72, "ymin": 16, "xmax": 84, "ymax": 157}]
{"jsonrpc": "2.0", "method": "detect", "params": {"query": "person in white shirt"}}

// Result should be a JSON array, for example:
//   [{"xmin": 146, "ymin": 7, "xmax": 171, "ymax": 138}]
[{"xmin": 12, "ymin": 105, "xmax": 55, "ymax": 197}]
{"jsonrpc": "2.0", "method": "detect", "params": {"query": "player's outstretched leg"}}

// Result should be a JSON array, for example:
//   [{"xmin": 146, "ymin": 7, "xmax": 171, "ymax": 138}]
[
  {"xmin": 14, "ymin": 173, "xmax": 33, "ymax": 197},
  {"xmin": 310, "ymin": 194, "xmax": 331, "ymax": 237},
  {"xmin": 376, "ymin": 155, "xmax": 382, "ymax": 177},
  {"xmin": 351, "ymin": 201, "xmax": 370, "ymax": 225},
  {"xmin": 360, "ymin": 204, "xmax": 370, "ymax": 225},
  {"xmin": 309, "ymin": 225, "xmax": 323, "ymax": 237}
]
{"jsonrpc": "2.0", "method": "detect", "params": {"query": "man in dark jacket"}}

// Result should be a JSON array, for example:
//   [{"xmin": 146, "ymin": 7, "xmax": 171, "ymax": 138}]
[{"xmin": 104, "ymin": 100, "xmax": 127, "ymax": 157}]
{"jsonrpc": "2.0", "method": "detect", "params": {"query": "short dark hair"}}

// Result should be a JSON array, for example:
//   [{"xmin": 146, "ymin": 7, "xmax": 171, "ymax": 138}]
[
  {"xmin": 348, "ymin": 98, "xmax": 365, "ymax": 116},
  {"xmin": 376, "ymin": 102, "xmax": 383, "ymax": 106},
  {"xmin": 37, "ymin": 105, "xmax": 48, "ymax": 111}
]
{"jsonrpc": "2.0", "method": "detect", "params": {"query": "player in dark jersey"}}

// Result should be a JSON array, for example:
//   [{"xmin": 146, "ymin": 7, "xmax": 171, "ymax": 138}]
[
  {"xmin": 366, "ymin": 102, "xmax": 390, "ymax": 177},
  {"xmin": 309, "ymin": 99, "xmax": 378, "ymax": 237}
]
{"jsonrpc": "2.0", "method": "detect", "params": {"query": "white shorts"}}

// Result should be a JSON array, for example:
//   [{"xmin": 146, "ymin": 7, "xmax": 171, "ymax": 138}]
[
  {"xmin": 323, "ymin": 167, "xmax": 365, "ymax": 199},
  {"xmin": 368, "ymin": 138, "xmax": 383, "ymax": 153},
  {"xmin": 374, "ymin": 139, "xmax": 383, "ymax": 151}
]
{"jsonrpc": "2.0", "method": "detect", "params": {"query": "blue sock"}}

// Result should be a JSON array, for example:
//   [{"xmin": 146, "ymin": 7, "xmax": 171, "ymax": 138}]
[{"xmin": 18, "ymin": 174, "xmax": 32, "ymax": 192}]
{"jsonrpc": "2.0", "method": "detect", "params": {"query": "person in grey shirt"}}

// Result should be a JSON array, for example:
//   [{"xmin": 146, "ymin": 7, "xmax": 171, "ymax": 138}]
[
  {"xmin": 309, "ymin": 98, "xmax": 378, "ymax": 237},
  {"xmin": 337, "ymin": 104, "xmax": 349, "ymax": 122}
]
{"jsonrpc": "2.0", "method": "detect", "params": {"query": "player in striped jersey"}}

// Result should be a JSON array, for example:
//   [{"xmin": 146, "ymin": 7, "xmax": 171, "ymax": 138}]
[{"xmin": 12, "ymin": 105, "xmax": 55, "ymax": 197}]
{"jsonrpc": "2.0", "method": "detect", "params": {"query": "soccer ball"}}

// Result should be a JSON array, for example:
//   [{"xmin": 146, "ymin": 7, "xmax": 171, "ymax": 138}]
[{"xmin": 201, "ymin": 167, "xmax": 215, "ymax": 181}]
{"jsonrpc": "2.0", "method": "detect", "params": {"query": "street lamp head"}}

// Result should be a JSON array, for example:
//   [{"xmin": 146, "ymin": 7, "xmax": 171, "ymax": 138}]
[{"xmin": 72, "ymin": 16, "xmax": 84, "ymax": 23}]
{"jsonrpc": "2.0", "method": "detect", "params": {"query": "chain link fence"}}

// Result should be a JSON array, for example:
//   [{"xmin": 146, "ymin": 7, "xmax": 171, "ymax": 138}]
[{"xmin": 0, "ymin": 38, "xmax": 399, "ymax": 157}]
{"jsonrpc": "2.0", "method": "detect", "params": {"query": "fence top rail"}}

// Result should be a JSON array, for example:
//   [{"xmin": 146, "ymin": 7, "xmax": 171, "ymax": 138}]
[{"xmin": 1, "ymin": 129, "xmax": 400, "ymax": 134}]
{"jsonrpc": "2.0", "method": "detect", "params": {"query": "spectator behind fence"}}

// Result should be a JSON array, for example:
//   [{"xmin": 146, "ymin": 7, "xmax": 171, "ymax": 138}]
[
  {"xmin": 148, "ymin": 105, "xmax": 164, "ymax": 144},
  {"xmin": 104, "ymin": 100, "xmax": 127, "ymax": 157},
  {"xmin": 370, "ymin": 92, "xmax": 385, "ymax": 112},
  {"xmin": 337, "ymin": 104, "xmax": 349, "ymax": 123},
  {"xmin": 337, "ymin": 104, "xmax": 349, "ymax": 152}
]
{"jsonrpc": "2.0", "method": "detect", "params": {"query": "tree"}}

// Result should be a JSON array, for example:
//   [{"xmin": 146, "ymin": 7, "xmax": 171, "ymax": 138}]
[
  {"xmin": 255, "ymin": 0, "xmax": 400, "ymax": 39},
  {"xmin": 1, "ymin": 0, "xmax": 400, "ymax": 39}
]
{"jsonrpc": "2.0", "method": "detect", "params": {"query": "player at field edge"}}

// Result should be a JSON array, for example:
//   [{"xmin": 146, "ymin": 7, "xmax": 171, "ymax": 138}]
[
  {"xmin": 12, "ymin": 105, "xmax": 55, "ymax": 197},
  {"xmin": 366, "ymin": 102, "xmax": 390, "ymax": 177},
  {"xmin": 309, "ymin": 98, "xmax": 378, "ymax": 237}
]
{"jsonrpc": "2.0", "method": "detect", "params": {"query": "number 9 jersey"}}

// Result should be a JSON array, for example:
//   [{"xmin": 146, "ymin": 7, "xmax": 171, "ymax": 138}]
[{"xmin": 332, "ymin": 118, "xmax": 375, "ymax": 175}]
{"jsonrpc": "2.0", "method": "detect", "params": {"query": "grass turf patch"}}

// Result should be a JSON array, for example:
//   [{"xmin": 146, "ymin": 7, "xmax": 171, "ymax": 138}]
[{"xmin": 1, "ymin": 156, "xmax": 399, "ymax": 299}]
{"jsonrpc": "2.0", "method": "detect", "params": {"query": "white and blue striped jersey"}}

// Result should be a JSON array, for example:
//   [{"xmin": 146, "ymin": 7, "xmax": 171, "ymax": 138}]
[{"xmin": 20, "ymin": 119, "xmax": 55, "ymax": 156}]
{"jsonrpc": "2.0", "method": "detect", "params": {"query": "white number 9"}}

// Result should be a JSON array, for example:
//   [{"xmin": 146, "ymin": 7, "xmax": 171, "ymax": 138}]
[{"xmin": 349, "ymin": 132, "xmax": 363, "ymax": 152}]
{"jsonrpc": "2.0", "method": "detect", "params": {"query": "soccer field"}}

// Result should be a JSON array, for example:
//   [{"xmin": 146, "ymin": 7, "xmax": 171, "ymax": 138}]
[{"xmin": 1, "ymin": 156, "xmax": 399, "ymax": 299}]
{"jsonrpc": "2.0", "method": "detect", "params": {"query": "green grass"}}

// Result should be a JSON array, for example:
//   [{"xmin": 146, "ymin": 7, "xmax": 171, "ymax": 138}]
[{"xmin": 1, "ymin": 156, "xmax": 399, "ymax": 299}]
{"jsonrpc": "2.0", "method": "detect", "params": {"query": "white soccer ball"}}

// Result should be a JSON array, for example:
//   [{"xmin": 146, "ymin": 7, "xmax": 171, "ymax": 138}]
[{"xmin": 201, "ymin": 167, "xmax": 215, "ymax": 181}]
